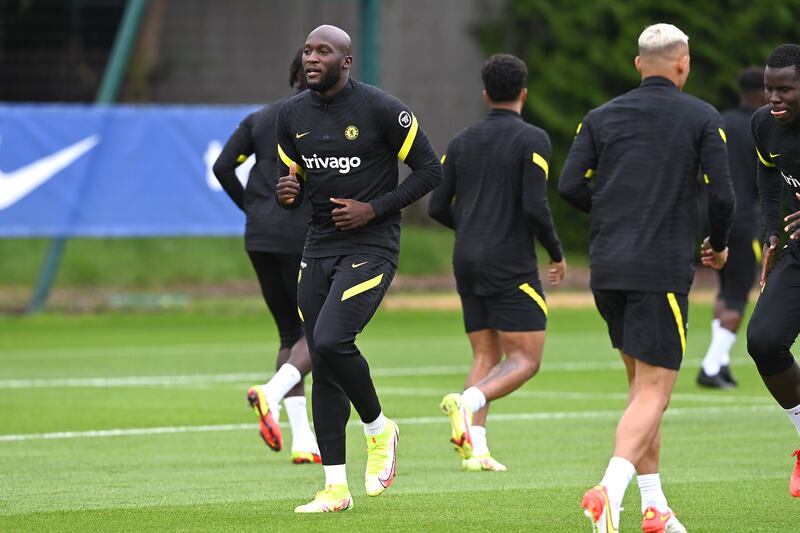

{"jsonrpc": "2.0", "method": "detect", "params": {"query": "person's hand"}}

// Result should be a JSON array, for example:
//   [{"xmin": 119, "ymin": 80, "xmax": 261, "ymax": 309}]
[
  {"xmin": 701, "ymin": 236, "xmax": 728, "ymax": 270},
  {"xmin": 331, "ymin": 198, "xmax": 376, "ymax": 230},
  {"xmin": 760, "ymin": 234, "xmax": 779, "ymax": 287},
  {"xmin": 784, "ymin": 192, "xmax": 800, "ymax": 240},
  {"xmin": 276, "ymin": 162, "xmax": 300, "ymax": 205},
  {"xmin": 548, "ymin": 259, "xmax": 566, "ymax": 287}
]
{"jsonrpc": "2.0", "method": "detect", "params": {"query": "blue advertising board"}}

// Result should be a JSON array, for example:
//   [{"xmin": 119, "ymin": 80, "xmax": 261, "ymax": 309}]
[{"xmin": 0, "ymin": 104, "xmax": 259, "ymax": 237}]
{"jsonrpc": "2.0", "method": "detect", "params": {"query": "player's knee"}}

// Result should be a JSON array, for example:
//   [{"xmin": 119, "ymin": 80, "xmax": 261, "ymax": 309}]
[
  {"xmin": 312, "ymin": 330, "xmax": 347, "ymax": 361},
  {"xmin": 522, "ymin": 356, "xmax": 541, "ymax": 379},
  {"xmin": 511, "ymin": 352, "xmax": 540, "ymax": 380},
  {"xmin": 746, "ymin": 321, "xmax": 792, "ymax": 375}
]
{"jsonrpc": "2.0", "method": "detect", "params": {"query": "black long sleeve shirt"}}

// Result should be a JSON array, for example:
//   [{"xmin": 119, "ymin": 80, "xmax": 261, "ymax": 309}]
[
  {"xmin": 428, "ymin": 109, "xmax": 563, "ymax": 296},
  {"xmin": 276, "ymin": 79, "xmax": 442, "ymax": 260},
  {"xmin": 212, "ymin": 100, "xmax": 310, "ymax": 254},
  {"xmin": 751, "ymin": 105, "xmax": 800, "ymax": 248},
  {"xmin": 559, "ymin": 76, "xmax": 736, "ymax": 294},
  {"xmin": 721, "ymin": 106, "xmax": 759, "ymax": 235}
]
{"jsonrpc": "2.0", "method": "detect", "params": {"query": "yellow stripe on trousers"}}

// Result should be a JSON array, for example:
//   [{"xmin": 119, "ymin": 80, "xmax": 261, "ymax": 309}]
[
  {"xmin": 342, "ymin": 274, "xmax": 384, "ymax": 301},
  {"xmin": 666, "ymin": 292, "xmax": 686, "ymax": 355},
  {"xmin": 519, "ymin": 283, "xmax": 548, "ymax": 317}
]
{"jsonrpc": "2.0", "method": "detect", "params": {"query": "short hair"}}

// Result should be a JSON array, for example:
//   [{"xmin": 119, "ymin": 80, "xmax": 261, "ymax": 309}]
[
  {"xmin": 481, "ymin": 54, "xmax": 527, "ymax": 103},
  {"xmin": 289, "ymin": 47, "xmax": 304, "ymax": 88},
  {"xmin": 638, "ymin": 23, "xmax": 689, "ymax": 57},
  {"xmin": 766, "ymin": 44, "xmax": 800, "ymax": 78},
  {"xmin": 737, "ymin": 66, "xmax": 764, "ymax": 92}
]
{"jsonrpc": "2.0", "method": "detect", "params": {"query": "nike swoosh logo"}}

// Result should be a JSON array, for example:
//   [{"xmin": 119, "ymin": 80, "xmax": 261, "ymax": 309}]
[
  {"xmin": 0, "ymin": 135, "xmax": 100, "ymax": 210},
  {"xmin": 295, "ymin": 132, "xmax": 310, "ymax": 139},
  {"xmin": 352, "ymin": 261, "xmax": 368, "ymax": 268},
  {"xmin": 770, "ymin": 153, "xmax": 781, "ymax": 158}
]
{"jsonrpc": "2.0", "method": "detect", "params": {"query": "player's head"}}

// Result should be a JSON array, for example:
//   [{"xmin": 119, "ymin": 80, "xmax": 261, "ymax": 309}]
[
  {"xmin": 481, "ymin": 54, "xmax": 528, "ymax": 109},
  {"xmin": 303, "ymin": 25, "xmax": 352, "ymax": 95},
  {"xmin": 635, "ymin": 23, "xmax": 690, "ymax": 90},
  {"xmin": 737, "ymin": 66, "xmax": 765, "ymax": 108},
  {"xmin": 765, "ymin": 44, "xmax": 800, "ymax": 125},
  {"xmin": 290, "ymin": 47, "xmax": 307, "ymax": 91}
]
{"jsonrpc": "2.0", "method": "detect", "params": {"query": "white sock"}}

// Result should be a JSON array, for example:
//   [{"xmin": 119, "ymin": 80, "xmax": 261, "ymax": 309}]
[
  {"xmin": 600, "ymin": 456, "xmax": 636, "ymax": 525},
  {"xmin": 701, "ymin": 320, "xmax": 736, "ymax": 375},
  {"xmin": 283, "ymin": 396, "xmax": 318, "ymax": 453},
  {"xmin": 471, "ymin": 425, "xmax": 489, "ymax": 456},
  {"xmin": 364, "ymin": 412, "xmax": 386, "ymax": 436},
  {"xmin": 324, "ymin": 464, "xmax": 347, "ymax": 486},
  {"xmin": 265, "ymin": 363, "xmax": 302, "ymax": 409},
  {"xmin": 637, "ymin": 473, "xmax": 669, "ymax": 513},
  {"xmin": 462, "ymin": 387, "xmax": 487, "ymax": 413},
  {"xmin": 785, "ymin": 403, "xmax": 800, "ymax": 435}
]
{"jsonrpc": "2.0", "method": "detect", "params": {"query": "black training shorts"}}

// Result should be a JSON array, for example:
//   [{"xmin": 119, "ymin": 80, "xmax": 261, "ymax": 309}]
[
  {"xmin": 718, "ymin": 228, "xmax": 758, "ymax": 313},
  {"xmin": 460, "ymin": 280, "xmax": 548, "ymax": 333},
  {"xmin": 592, "ymin": 289, "xmax": 688, "ymax": 370}
]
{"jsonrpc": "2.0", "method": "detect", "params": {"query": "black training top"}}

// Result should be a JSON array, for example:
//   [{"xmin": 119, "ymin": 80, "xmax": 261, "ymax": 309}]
[
  {"xmin": 559, "ymin": 76, "xmax": 736, "ymax": 294},
  {"xmin": 276, "ymin": 79, "xmax": 442, "ymax": 260},
  {"xmin": 722, "ymin": 106, "xmax": 759, "ymax": 233},
  {"xmin": 213, "ymin": 99, "xmax": 310, "ymax": 254},
  {"xmin": 428, "ymin": 109, "xmax": 563, "ymax": 296},
  {"xmin": 751, "ymin": 105, "xmax": 800, "ymax": 246}
]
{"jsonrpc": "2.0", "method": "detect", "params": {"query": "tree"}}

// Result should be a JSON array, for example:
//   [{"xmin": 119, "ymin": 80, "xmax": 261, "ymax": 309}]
[{"xmin": 477, "ymin": 0, "xmax": 800, "ymax": 250}]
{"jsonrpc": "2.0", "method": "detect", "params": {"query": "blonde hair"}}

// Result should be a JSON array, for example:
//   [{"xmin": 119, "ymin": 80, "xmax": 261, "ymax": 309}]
[{"xmin": 638, "ymin": 23, "xmax": 689, "ymax": 57}]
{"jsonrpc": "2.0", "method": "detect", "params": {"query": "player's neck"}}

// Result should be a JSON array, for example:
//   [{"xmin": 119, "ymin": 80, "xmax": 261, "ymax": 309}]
[{"xmin": 488, "ymin": 102, "xmax": 522, "ymax": 114}]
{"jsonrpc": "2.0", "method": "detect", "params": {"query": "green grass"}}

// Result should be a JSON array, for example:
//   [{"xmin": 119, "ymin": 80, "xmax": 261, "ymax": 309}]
[
  {"xmin": 0, "ymin": 304, "xmax": 797, "ymax": 531},
  {"xmin": 0, "ymin": 225, "xmax": 456, "ymax": 288}
]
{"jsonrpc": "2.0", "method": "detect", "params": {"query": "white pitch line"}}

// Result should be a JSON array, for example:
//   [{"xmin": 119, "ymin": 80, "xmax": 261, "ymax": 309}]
[
  {"xmin": 0, "ymin": 358, "xmax": 751, "ymax": 389},
  {"xmin": 376, "ymin": 387, "xmax": 772, "ymax": 404},
  {"xmin": 0, "ymin": 404, "xmax": 777, "ymax": 443}
]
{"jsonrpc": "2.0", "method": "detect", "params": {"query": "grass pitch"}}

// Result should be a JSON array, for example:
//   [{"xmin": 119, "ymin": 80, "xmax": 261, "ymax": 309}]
[{"xmin": 0, "ymin": 303, "xmax": 797, "ymax": 531}]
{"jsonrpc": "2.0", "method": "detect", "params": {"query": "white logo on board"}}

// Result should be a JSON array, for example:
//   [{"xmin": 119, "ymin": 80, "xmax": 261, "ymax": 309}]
[{"xmin": 0, "ymin": 135, "xmax": 100, "ymax": 211}]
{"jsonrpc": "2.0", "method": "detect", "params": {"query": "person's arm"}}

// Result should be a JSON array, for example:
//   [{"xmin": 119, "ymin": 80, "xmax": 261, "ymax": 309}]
[
  {"xmin": 558, "ymin": 117, "xmax": 597, "ymax": 213},
  {"xmin": 332, "ymin": 96, "xmax": 442, "ymax": 230},
  {"xmin": 752, "ymin": 122, "xmax": 783, "ymax": 246},
  {"xmin": 275, "ymin": 104, "xmax": 306, "ymax": 210},
  {"xmin": 212, "ymin": 114, "xmax": 255, "ymax": 211},
  {"xmin": 428, "ymin": 152, "xmax": 455, "ymax": 229},
  {"xmin": 699, "ymin": 111, "xmax": 736, "ymax": 257},
  {"xmin": 520, "ymin": 130, "xmax": 563, "ymax": 263},
  {"xmin": 752, "ymin": 115, "xmax": 784, "ymax": 283},
  {"xmin": 370, "ymin": 97, "xmax": 442, "ymax": 216}
]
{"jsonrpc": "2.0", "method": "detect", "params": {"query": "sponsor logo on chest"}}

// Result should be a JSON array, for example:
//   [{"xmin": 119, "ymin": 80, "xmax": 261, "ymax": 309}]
[
  {"xmin": 781, "ymin": 170, "xmax": 800, "ymax": 188},
  {"xmin": 301, "ymin": 153, "xmax": 362, "ymax": 174}
]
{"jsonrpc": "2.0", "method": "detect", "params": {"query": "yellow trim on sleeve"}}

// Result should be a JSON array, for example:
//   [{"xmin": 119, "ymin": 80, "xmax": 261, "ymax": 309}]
[
  {"xmin": 584, "ymin": 168, "xmax": 595, "ymax": 178},
  {"xmin": 298, "ymin": 307, "xmax": 304, "ymax": 322},
  {"xmin": 753, "ymin": 239, "xmax": 762, "ymax": 263},
  {"xmin": 666, "ymin": 292, "xmax": 686, "ymax": 356},
  {"xmin": 342, "ymin": 274, "xmax": 384, "ymax": 301},
  {"xmin": 576, "ymin": 122, "xmax": 583, "ymax": 135},
  {"xmin": 718, "ymin": 128, "xmax": 727, "ymax": 143},
  {"xmin": 440, "ymin": 154, "xmax": 446, "ymax": 164},
  {"xmin": 277, "ymin": 144, "xmax": 305, "ymax": 178},
  {"xmin": 236, "ymin": 154, "xmax": 248, "ymax": 163},
  {"xmin": 519, "ymin": 283, "xmax": 548, "ymax": 317},
  {"xmin": 703, "ymin": 173, "xmax": 709, "ymax": 184},
  {"xmin": 532, "ymin": 152, "xmax": 549, "ymax": 179},
  {"xmin": 397, "ymin": 114, "xmax": 419, "ymax": 162},
  {"xmin": 756, "ymin": 148, "xmax": 776, "ymax": 168}
]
